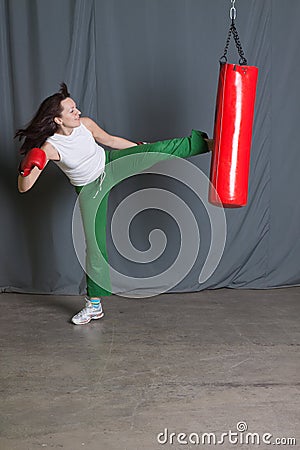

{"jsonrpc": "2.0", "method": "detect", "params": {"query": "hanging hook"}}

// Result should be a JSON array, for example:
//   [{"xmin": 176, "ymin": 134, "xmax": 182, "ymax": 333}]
[{"xmin": 230, "ymin": 0, "xmax": 237, "ymax": 21}]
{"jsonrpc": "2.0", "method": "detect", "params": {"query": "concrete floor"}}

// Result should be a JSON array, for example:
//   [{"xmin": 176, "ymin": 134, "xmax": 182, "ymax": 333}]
[{"xmin": 0, "ymin": 288, "xmax": 299, "ymax": 450}]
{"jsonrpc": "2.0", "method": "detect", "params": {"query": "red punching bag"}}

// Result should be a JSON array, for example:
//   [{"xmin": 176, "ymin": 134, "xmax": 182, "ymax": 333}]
[{"xmin": 209, "ymin": 4, "xmax": 259, "ymax": 207}]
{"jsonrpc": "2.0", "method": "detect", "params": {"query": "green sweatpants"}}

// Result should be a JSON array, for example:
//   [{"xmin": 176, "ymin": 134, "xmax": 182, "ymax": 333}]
[{"xmin": 76, "ymin": 130, "xmax": 209, "ymax": 298}]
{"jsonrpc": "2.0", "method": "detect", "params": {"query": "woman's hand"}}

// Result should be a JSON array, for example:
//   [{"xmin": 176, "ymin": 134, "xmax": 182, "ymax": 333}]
[{"xmin": 17, "ymin": 142, "xmax": 59, "ymax": 193}]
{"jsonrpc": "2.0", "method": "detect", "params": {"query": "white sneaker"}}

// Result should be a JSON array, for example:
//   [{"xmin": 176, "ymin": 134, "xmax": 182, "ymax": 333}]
[{"xmin": 71, "ymin": 299, "xmax": 104, "ymax": 325}]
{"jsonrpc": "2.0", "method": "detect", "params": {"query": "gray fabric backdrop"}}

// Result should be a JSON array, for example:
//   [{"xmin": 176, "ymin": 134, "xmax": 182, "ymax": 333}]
[{"xmin": 1, "ymin": 0, "xmax": 299, "ymax": 296}]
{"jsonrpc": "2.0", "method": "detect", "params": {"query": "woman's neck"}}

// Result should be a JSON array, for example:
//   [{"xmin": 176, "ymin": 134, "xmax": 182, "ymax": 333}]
[{"xmin": 56, "ymin": 125, "xmax": 75, "ymax": 136}]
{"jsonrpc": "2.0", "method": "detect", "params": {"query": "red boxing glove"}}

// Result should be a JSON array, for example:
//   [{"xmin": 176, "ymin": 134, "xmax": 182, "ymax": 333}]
[{"xmin": 19, "ymin": 148, "xmax": 47, "ymax": 177}]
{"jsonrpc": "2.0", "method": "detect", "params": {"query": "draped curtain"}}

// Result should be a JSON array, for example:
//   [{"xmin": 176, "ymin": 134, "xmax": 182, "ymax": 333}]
[{"xmin": 1, "ymin": 0, "xmax": 299, "ymax": 295}]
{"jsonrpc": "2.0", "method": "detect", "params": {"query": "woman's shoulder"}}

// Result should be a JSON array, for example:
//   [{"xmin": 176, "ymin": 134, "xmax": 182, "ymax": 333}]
[
  {"xmin": 80, "ymin": 117, "xmax": 94, "ymax": 130},
  {"xmin": 41, "ymin": 141, "xmax": 60, "ymax": 161}
]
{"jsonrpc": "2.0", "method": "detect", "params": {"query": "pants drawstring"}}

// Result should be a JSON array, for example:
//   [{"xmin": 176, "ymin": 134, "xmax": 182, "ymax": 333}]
[{"xmin": 93, "ymin": 171, "xmax": 106, "ymax": 199}]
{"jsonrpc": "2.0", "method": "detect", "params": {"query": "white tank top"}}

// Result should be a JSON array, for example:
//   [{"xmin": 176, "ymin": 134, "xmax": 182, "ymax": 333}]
[{"xmin": 47, "ymin": 123, "xmax": 105, "ymax": 186}]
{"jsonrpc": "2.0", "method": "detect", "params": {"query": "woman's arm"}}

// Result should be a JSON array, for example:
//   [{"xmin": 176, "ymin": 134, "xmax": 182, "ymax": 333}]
[
  {"xmin": 81, "ymin": 117, "xmax": 137, "ymax": 149},
  {"xmin": 81, "ymin": 117, "xmax": 214, "ymax": 151},
  {"xmin": 18, "ymin": 142, "xmax": 59, "ymax": 193},
  {"xmin": 18, "ymin": 164, "xmax": 48, "ymax": 193}
]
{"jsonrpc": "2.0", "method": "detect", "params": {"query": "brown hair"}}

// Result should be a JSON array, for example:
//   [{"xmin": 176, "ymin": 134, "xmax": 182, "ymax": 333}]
[{"xmin": 15, "ymin": 83, "xmax": 70, "ymax": 154}]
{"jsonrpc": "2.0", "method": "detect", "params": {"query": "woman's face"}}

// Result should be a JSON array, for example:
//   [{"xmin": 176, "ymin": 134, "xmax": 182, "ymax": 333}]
[{"xmin": 55, "ymin": 97, "xmax": 81, "ymax": 130}]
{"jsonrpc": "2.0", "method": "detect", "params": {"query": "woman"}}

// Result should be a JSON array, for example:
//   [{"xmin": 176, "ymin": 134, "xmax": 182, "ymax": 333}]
[{"xmin": 16, "ymin": 83, "xmax": 211, "ymax": 325}]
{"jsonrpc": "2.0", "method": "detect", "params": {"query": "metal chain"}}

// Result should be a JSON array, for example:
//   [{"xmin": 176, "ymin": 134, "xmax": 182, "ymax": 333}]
[
  {"xmin": 220, "ymin": 0, "xmax": 248, "ymax": 66},
  {"xmin": 231, "ymin": 21, "xmax": 247, "ymax": 65}
]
